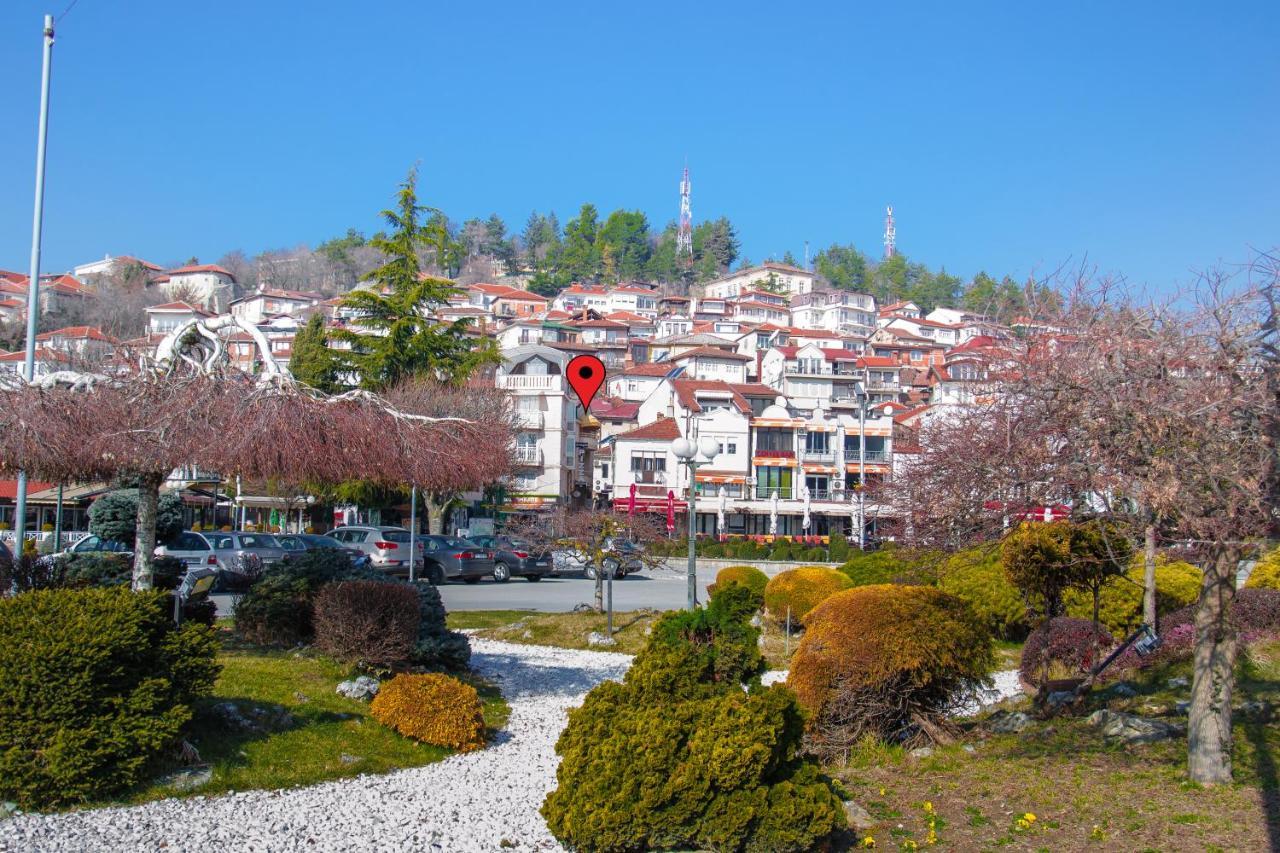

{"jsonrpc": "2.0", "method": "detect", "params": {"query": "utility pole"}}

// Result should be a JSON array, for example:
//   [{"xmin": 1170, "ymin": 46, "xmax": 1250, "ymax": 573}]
[{"xmin": 14, "ymin": 14, "xmax": 56, "ymax": 552}]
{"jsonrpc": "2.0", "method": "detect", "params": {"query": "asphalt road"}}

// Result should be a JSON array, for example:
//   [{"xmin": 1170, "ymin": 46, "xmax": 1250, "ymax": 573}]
[{"xmin": 212, "ymin": 568, "xmax": 716, "ymax": 616}]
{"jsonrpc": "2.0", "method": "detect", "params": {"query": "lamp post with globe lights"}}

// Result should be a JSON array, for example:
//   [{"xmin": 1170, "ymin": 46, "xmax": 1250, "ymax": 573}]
[{"xmin": 673, "ymin": 434, "xmax": 720, "ymax": 610}]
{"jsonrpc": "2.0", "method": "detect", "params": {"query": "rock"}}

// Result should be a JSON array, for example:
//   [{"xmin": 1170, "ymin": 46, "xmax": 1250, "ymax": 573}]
[
  {"xmin": 339, "ymin": 754, "xmax": 362, "ymax": 765},
  {"xmin": 1109, "ymin": 682, "xmax": 1138, "ymax": 698},
  {"xmin": 1086, "ymin": 709, "xmax": 1183, "ymax": 744},
  {"xmin": 521, "ymin": 629, "xmax": 533, "ymax": 639},
  {"xmin": 1175, "ymin": 700, "xmax": 1190, "ymax": 715},
  {"xmin": 962, "ymin": 743, "xmax": 976, "ymax": 753},
  {"xmin": 1167, "ymin": 676, "xmax": 1189, "ymax": 689},
  {"xmin": 157, "ymin": 766, "xmax": 212, "ymax": 791},
  {"xmin": 586, "ymin": 632, "xmax": 617, "ymax": 647},
  {"xmin": 986, "ymin": 710, "xmax": 1033, "ymax": 734},
  {"xmin": 0, "ymin": 801, "xmax": 20, "ymax": 819},
  {"xmin": 1045, "ymin": 690, "xmax": 1078, "ymax": 710},
  {"xmin": 1140, "ymin": 702, "xmax": 1170, "ymax": 716},
  {"xmin": 293, "ymin": 692, "xmax": 310, "ymax": 704},
  {"xmin": 909, "ymin": 746, "xmax": 934, "ymax": 758},
  {"xmin": 749, "ymin": 612, "xmax": 764, "ymax": 628},
  {"xmin": 212, "ymin": 701, "xmax": 261, "ymax": 733},
  {"xmin": 842, "ymin": 800, "xmax": 875, "ymax": 831},
  {"xmin": 1237, "ymin": 700, "xmax": 1274, "ymax": 722},
  {"xmin": 336, "ymin": 676, "xmax": 380, "ymax": 701}
]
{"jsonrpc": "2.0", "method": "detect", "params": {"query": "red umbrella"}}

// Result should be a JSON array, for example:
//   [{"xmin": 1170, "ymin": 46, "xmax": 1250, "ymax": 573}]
[
  {"xmin": 628, "ymin": 482, "xmax": 637, "ymax": 518},
  {"xmin": 666, "ymin": 489, "xmax": 676, "ymax": 534}
]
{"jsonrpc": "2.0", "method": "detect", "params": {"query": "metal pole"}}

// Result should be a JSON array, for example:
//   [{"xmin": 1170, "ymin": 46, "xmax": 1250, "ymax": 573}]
[
  {"xmin": 858, "ymin": 398, "xmax": 866, "ymax": 551},
  {"xmin": 686, "ymin": 459, "xmax": 698, "ymax": 610},
  {"xmin": 53, "ymin": 483, "xmax": 63, "ymax": 552},
  {"xmin": 408, "ymin": 485, "xmax": 418, "ymax": 583},
  {"xmin": 14, "ymin": 15, "xmax": 56, "ymax": 552},
  {"xmin": 607, "ymin": 568, "xmax": 614, "ymax": 635}
]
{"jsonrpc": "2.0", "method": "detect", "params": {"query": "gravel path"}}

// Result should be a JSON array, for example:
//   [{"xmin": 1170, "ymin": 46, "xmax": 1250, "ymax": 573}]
[{"xmin": 0, "ymin": 640, "xmax": 632, "ymax": 853}]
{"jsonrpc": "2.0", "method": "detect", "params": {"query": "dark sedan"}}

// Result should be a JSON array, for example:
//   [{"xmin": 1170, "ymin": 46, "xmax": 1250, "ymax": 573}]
[
  {"xmin": 470, "ymin": 534, "xmax": 553, "ymax": 582},
  {"xmin": 276, "ymin": 532, "xmax": 373, "ymax": 569},
  {"xmin": 418, "ymin": 535, "xmax": 495, "ymax": 584}
]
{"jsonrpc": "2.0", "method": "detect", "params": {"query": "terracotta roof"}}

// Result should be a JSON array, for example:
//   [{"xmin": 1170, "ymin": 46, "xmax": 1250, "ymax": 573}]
[
  {"xmin": 590, "ymin": 396, "xmax": 640, "ymax": 419},
  {"xmin": 148, "ymin": 301, "xmax": 212, "ymax": 314},
  {"xmin": 672, "ymin": 379, "xmax": 752, "ymax": 414},
  {"xmin": 470, "ymin": 282, "xmax": 547, "ymax": 301},
  {"xmin": 0, "ymin": 347, "xmax": 68, "ymax": 363},
  {"xmin": 877, "ymin": 327, "xmax": 934, "ymax": 343},
  {"xmin": 36, "ymin": 326, "xmax": 116, "ymax": 343},
  {"xmin": 671, "ymin": 346, "xmax": 752, "ymax": 363},
  {"xmin": 857, "ymin": 356, "xmax": 900, "ymax": 368},
  {"xmin": 0, "ymin": 479, "xmax": 53, "ymax": 500},
  {"xmin": 610, "ymin": 284, "xmax": 658, "ymax": 295},
  {"xmin": 727, "ymin": 381, "xmax": 781, "ymax": 398},
  {"xmin": 615, "ymin": 417, "xmax": 682, "ymax": 441},
  {"xmin": 0, "ymin": 270, "xmax": 27, "ymax": 283},
  {"xmin": 167, "ymin": 264, "xmax": 235, "ymax": 279},
  {"xmin": 0, "ymin": 298, "xmax": 24, "ymax": 309},
  {"xmin": 605, "ymin": 310, "xmax": 653, "ymax": 324},
  {"xmin": 893, "ymin": 404, "xmax": 931, "ymax": 424},
  {"xmin": 110, "ymin": 256, "xmax": 164, "ymax": 271},
  {"xmin": 624, "ymin": 362, "xmax": 683, "ymax": 377},
  {"xmin": 561, "ymin": 284, "xmax": 609, "ymax": 295}
]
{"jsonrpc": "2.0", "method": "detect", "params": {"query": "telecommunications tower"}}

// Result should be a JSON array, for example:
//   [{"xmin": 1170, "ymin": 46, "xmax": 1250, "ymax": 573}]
[
  {"xmin": 883, "ymin": 205, "xmax": 896, "ymax": 259},
  {"xmin": 676, "ymin": 165, "xmax": 693, "ymax": 259}
]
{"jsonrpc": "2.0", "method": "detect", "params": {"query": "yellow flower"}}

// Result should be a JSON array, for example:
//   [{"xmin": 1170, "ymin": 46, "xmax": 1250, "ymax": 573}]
[
  {"xmin": 879, "ymin": 787, "xmax": 886, "ymax": 796},
  {"xmin": 861, "ymin": 836, "xmax": 876, "ymax": 848},
  {"xmin": 902, "ymin": 842, "xmax": 919, "ymax": 851},
  {"xmin": 923, "ymin": 801, "xmax": 934, "ymax": 814},
  {"xmin": 1024, "ymin": 812, "xmax": 1037, "ymax": 823},
  {"xmin": 926, "ymin": 828, "xmax": 939, "ymax": 845}
]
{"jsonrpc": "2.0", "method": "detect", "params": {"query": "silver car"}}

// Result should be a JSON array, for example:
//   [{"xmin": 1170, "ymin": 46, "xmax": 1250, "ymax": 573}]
[
  {"xmin": 204, "ymin": 532, "xmax": 288, "ymax": 573},
  {"xmin": 327, "ymin": 525, "xmax": 424, "ymax": 574},
  {"xmin": 155, "ymin": 531, "xmax": 220, "ymax": 569}
]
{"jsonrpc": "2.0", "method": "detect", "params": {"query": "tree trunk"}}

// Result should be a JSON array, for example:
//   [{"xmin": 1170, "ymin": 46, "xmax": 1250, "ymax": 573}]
[
  {"xmin": 1143, "ymin": 524, "xmax": 1158, "ymax": 627},
  {"xmin": 425, "ymin": 492, "xmax": 455, "ymax": 535},
  {"xmin": 1187, "ymin": 546, "xmax": 1241, "ymax": 785},
  {"xmin": 132, "ymin": 473, "xmax": 163, "ymax": 591},
  {"xmin": 593, "ymin": 556, "xmax": 604, "ymax": 613}
]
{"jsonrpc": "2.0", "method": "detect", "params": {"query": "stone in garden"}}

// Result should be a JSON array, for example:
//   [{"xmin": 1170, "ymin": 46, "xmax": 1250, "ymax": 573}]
[
  {"xmin": 0, "ymin": 802, "xmax": 19, "ymax": 819},
  {"xmin": 339, "ymin": 754, "xmax": 362, "ymax": 765},
  {"xmin": 842, "ymin": 800, "xmax": 875, "ymax": 830},
  {"xmin": 157, "ymin": 766, "xmax": 213, "ymax": 791},
  {"xmin": 1175, "ymin": 700, "xmax": 1190, "ymax": 715},
  {"xmin": 962, "ymin": 743, "xmax": 976, "ymax": 753},
  {"xmin": 1086, "ymin": 709, "xmax": 1183, "ymax": 744},
  {"xmin": 1237, "ymin": 700, "xmax": 1274, "ymax": 722},
  {"xmin": 293, "ymin": 692, "xmax": 310, "ymax": 703},
  {"xmin": 1166, "ymin": 676, "xmax": 1189, "ymax": 689},
  {"xmin": 586, "ymin": 631, "xmax": 617, "ymax": 647},
  {"xmin": 212, "ymin": 701, "xmax": 262, "ymax": 733},
  {"xmin": 986, "ymin": 710, "xmax": 1033, "ymax": 734},
  {"xmin": 1109, "ymin": 682, "xmax": 1138, "ymax": 698},
  {"xmin": 909, "ymin": 746, "xmax": 933, "ymax": 758},
  {"xmin": 336, "ymin": 675, "xmax": 380, "ymax": 701}
]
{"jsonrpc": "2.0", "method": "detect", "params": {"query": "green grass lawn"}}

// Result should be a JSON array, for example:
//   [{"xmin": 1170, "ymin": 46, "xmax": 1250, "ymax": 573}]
[
  {"xmin": 132, "ymin": 630, "xmax": 509, "ymax": 802},
  {"xmin": 450, "ymin": 608, "xmax": 661, "ymax": 655},
  {"xmin": 833, "ymin": 640, "xmax": 1280, "ymax": 851}
]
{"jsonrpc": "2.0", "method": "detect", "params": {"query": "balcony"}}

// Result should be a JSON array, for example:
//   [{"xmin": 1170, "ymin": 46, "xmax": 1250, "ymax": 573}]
[
  {"xmin": 497, "ymin": 374, "xmax": 560, "ymax": 391},
  {"xmin": 801, "ymin": 448, "xmax": 835, "ymax": 463},
  {"xmin": 513, "ymin": 446, "xmax": 542, "ymax": 466},
  {"xmin": 515, "ymin": 410, "xmax": 544, "ymax": 429},
  {"xmin": 844, "ymin": 449, "xmax": 889, "ymax": 463},
  {"xmin": 754, "ymin": 486, "xmax": 793, "ymax": 500}
]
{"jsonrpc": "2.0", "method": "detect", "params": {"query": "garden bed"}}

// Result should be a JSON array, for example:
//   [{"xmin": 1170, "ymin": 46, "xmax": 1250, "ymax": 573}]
[{"xmin": 449, "ymin": 608, "xmax": 663, "ymax": 655}]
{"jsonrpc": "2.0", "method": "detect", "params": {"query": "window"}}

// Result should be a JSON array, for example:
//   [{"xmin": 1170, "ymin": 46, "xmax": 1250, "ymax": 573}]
[
  {"xmin": 177, "ymin": 533, "xmax": 209, "ymax": 551},
  {"xmin": 601, "ymin": 463, "xmax": 610, "ymax": 478},
  {"xmin": 804, "ymin": 432, "xmax": 829, "ymax": 453},
  {"xmin": 756, "ymin": 428, "xmax": 792, "ymax": 453},
  {"xmin": 755, "ymin": 466, "xmax": 793, "ymax": 499},
  {"xmin": 911, "ymin": 350, "xmax": 923, "ymax": 361}
]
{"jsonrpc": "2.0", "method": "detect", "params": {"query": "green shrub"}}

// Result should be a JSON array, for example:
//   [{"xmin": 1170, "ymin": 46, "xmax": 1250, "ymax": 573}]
[
  {"xmin": 87, "ymin": 489, "xmax": 184, "ymax": 547},
  {"xmin": 763, "ymin": 566, "xmax": 854, "ymax": 624},
  {"xmin": 789, "ymin": 584, "xmax": 994, "ymax": 757},
  {"xmin": 803, "ymin": 546, "xmax": 827, "ymax": 562},
  {"xmin": 59, "ymin": 553, "xmax": 185, "ymax": 591},
  {"xmin": 0, "ymin": 587, "xmax": 219, "ymax": 808},
  {"xmin": 937, "ymin": 546, "xmax": 1028, "ymax": 640},
  {"xmin": 1064, "ymin": 558, "xmax": 1201, "ymax": 636},
  {"xmin": 1246, "ymin": 545, "xmax": 1280, "ymax": 590},
  {"xmin": 542, "ymin": 585, "xmax": 845, "ymax": 852},
  {"xmin": 828, "ymin": 532, "xmax": 850, "ymax": 562},
  {"xmin": 708, "ymin": 565, "xmax": 770, "ymax": 598},
  {"xmin": 767, "ymin": 542, "xmax": 791, "ymax": 561},
  {"xmin": 406, "ymin": 580, "xmax": 471, "ymax": 670},
  {"xmin": 234, "ymin": 549, "xmax": 382, "ymax": 645},
  {"xmin": 702, "ymin": 541, "xmax": 725, "ymax": 558}
]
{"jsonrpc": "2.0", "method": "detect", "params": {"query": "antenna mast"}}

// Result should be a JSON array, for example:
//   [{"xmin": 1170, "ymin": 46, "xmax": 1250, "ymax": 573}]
[
  {"xmin": 883, "ymin": 205, "xmax": 896, "ymax": 260},
  {"xmin": 676, "ymin": 164, "xmax": 693, "ymax": 259}
]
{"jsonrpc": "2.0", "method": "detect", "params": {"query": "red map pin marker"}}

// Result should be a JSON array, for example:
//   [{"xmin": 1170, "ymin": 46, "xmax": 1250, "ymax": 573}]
[{"xmin": 566, "ymin": 354, "xmax": 606, "ymax": 412}]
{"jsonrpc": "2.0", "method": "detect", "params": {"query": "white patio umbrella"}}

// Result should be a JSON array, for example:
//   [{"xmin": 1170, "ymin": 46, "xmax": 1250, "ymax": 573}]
[
  {"xmin": 769, "ymin": 489, "xmax": 779, "ymax": 537},
  {"xmin": 717, "ymin": 486, "xmax": 727, "ymax": 535},
  {"xmin": 801, "ymin": 483, "xmax": 811, "ymax": 531}
]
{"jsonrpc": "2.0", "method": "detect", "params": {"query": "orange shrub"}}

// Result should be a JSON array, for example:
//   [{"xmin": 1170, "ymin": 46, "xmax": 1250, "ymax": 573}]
[
  {"xmin": 788, "ymin": 584, "xmax": 993, "ymax": 758},
  {"xmin": 707, "ymin": 565, "xmax": 769, "ymax": 598},
  {"xmin": 762, "ymin": 566, "xmax": 853, "ymax": 624},
  {"xmin": 370, "ymin": 673, "xmax": 486, "ymax": 751}
]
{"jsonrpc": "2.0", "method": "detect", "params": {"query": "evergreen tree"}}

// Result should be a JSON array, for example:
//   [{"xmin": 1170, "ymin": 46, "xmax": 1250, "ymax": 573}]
[
  {"xmin": 814, "ymin": 243, "xmax": 869, "ymax": 291},
  {"xmin": 289, "ymin": 313, "xmax": 339, "ymax": 392}
]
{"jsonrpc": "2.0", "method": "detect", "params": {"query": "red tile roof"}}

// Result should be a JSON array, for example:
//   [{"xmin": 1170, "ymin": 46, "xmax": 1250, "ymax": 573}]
[
  {"xmin": 37, "ymin": 326, "xmax": 116, "ymax": 343},
  {"xmin": 615, "ymin": 417, "xmax": 682, "ymax": 441},
  {"xmin": 469, "ymin": 282, "xmax": 547, "ymax": 301},
  {"xmin": 605, "ymin": 310, "xmax": 653, "ymax": 324},
  {"xmin": 857, "ymin": 355, "xmax": 900, "ymax": 368},
  {"xmin": 623, "ymin": 362, "xmax": 682, "ymax": 377},
  {"xmin": 590, "ymin": 396, "xmax": 640, "ymax": 419},
  {"xmin": 0, "ymin": 479, "xmax": 53, "ymax": 500},
  {"xmin": 0, "ymin": 347, "xmax": 68, "ymax": 363},
  {"xmin": 672, "ymin": 379, "xmax": 752, "ymax": 414},
  {"xmin": 148, "ymin": 301, "xmax": 211, "ymax": 314},
  {"xmin": 166, "ymin": 264, "xmax": 235, "ymax": 279},
  {"xmin": 672, "ymin": 346, "xmax": 752, "ymax": 362}
]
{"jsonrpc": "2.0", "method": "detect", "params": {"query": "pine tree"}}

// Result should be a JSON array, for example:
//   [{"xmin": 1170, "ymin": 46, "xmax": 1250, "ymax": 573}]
[{"xmin": 289, "ymin": 313, "xmax": 339, "ymax": 393}]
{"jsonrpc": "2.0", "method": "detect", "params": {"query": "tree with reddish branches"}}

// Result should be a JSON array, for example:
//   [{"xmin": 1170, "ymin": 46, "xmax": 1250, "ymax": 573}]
[{"xmin": 892, "ymin": 263, "xmax": 1278, "ymax": 784}]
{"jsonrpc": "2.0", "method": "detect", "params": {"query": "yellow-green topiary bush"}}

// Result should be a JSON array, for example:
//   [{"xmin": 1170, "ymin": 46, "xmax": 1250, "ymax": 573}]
[
  {"xmin": 370, "ymin": 673, "xmax": 486, "ymax": 751},
  {"xmin": 788, "ymin": 584, "xmax": 993, "ymax": 758},
  {"xmin": 707, "ymin": 564, "xmax": 769, "ymax": 598},
  {"xmin": 763, "ymin": 566, "xmax": 853, "ymax": 625},
  {"xmin": 937, "ymin": 546, "xmax": 1028, "ymax": 640},
  {"xmin": 1065, "ymin": 557, "xmax": 1202, "ymax": 636},
  {"xmin": 1245, "ymin": 546, "xmax": 1280, "ymax": 590}
]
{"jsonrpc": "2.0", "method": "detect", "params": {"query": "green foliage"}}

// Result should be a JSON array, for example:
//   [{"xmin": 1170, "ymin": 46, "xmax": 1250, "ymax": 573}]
[
  {"xmin": 1001, "ymin": 520, "xmax": 1131, "ymax": 620},
  {"xmin": 708, "ymin": 565, "xmax": 770, "ymax": 598},
  {"xmin": 541, "ymin": 585, "xmax": 845, "ymax": 852},
  {"xmin": 1246, "ymin": 545, "xmax": 1280, "ymax": 590},
  {"xmin": 289, "ymin": 313, "xmax": 340, "ymax": 392},
  {"xmin": 0, "ymin": 587, "xmax": 219, "ymax": 808},
  {"xmin": 938, "ymin": 546, "xmax": 1029, "ymax": 640},
  {"xmin": 763, "ymin": 566, "xmax": 854, "ymax": 625},
  {"xmin": 61, "ymin": 553, "xmax": 184, "ymax": 591},
  {"xmin": 814, "ymin": 243, "xmax": 869, "ymax": 291},
  {"xmin": 331, "ymin": 169, "xmax": 498, "ymax": 389},
  {"xmin": 789, "ymin": 584, "xmax": 994, "ymax": 756},
  {"xmin": 828, "ymin": 531, "xmax": 850, "ymax": 562},
  {"xmin": 88, "ymin": 489, "xmax": 184, "ymax": 546},
  {"xmin": 407, "ymin": 580, "xmax": 471, "ymax": 670},
  {"xmin": 839, "ymin": 544, "xmax": 933, "ymax": 586},
  {"xmin": 1064, "ymin": 558, "xmax": 1202, "ymax": 636}
]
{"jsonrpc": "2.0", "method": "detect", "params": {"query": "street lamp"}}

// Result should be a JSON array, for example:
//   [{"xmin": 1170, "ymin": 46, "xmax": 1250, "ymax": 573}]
[{"xmin": 673, "ymin": 434, "xmax": 719, "ymax": 610}]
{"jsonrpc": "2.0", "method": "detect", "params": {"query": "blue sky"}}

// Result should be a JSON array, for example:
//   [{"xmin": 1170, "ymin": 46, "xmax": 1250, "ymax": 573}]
[{"xmin": 1, "ymin": 1, "xmax": 1276, "ymax": 290}]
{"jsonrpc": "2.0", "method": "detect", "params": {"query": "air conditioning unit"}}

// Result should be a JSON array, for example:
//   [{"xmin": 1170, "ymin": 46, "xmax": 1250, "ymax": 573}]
[{"xmin": 745, "ymin": 477, "xmax": 757, "ymax": 486}]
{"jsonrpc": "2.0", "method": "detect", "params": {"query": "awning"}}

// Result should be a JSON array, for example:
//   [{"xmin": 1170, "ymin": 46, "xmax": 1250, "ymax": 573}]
[
  {"xmin": 25, "ymin": 482, "xmax": 110, "ymax": 505},
  {"xmin": 612, "ymin": 497, "xmax": 688, "ymax": 513},
  {"xmin": 845, "ymin": 462, "xmax": 892, "ymax": 473},
  {"xmin": 753, "ymin": 457, "xmax": 798, "ymax": 468},
  {"xmin": 801, "ymin": 465, "xmax": 838, "ymax": 474},
  {"xmin": 695, "ymin": 470, "xmax": 747, "ymax": 484}
]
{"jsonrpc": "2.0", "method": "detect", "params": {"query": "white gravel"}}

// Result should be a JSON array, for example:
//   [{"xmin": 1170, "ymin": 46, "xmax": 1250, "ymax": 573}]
[{"xmin": 0, "ymin": 639, "xmax": 631, "ymax": 853}]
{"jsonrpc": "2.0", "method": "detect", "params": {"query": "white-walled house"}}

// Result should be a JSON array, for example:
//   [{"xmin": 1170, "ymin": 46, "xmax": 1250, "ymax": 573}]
[
  {"xmin": 669, "ymin": 346, "xmax": 752, "ymax": 383},
  {"xmin": 230, "ymin": 289, "xmax": 323, "ymax": 324},
  {"xmin": 701, "ymin": 263, "xmax": 817, "ymax": 299},
  {"xmin": 157, "ymin": 265, "xmax": 236, "ymax": 311},
  {"xmin": 791, "ymin": 289, "xmax": 877, "ymax": 337},
  {"xmin": 146, "ymin": 302, "xmax": 213, "ymax": 335},
  {"xmin": 35, "ymin": 326, "xmax": 116, "ymax": 360},
  {"xmin": 495, "ymin": 345, "xmax": 583, "ymax": 509},
  {"xmin": 881, "ymin": 316, "xmax": 961, "ymax": 347}
]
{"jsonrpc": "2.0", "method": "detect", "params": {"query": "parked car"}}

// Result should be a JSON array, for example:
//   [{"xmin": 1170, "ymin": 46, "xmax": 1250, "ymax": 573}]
[
  {"xmin": 418, "ymin": 535, "xmax": 495, "ymax": 584},
  {"xmin": 276, "ymin": 532, "xmax": 372, "ymax": 569},
  {"xmin": 469, "ymin": 534, "xmax": 553, "ymax": 582},
  {"xmin": 553, "ymin": 537, "xmax": 645, "ymax": 580},
  {"xmin": 327, "ymin": 525, "xmax": 424, "ymax": 574},
  {"xmin": 154, "ymin": 531, "xmax": 220, "ymax": 570},
  {"xmin": 54, "ymin": 534, "xmax": 133, "ymax": 560},
  {"xmin": 203, "ymin": 532, "xmax": 288, "ymax": 572}
]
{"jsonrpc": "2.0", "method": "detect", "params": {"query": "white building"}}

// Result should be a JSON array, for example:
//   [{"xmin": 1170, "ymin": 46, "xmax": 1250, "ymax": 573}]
[
  {"xmin": 230, "ymin": 289, "xmax": 323, "ymax": 324},
  {"xmin": 791, "ymin": 289, "xmax": 877, "ymax": 337},
  {"xmin": 157, "ymin": 264, "xmax": 236, "ymax": 311},
  {"xmin": 495, "ymin": 345, "xmax": 584, "ymax": 510},
  {"xmin": 700, "ymin": 263, "xmax": 816, "ymax": 299},
  {"xmin": 145, "ymin": 301, "xmax": 213, "ymax": 335}
]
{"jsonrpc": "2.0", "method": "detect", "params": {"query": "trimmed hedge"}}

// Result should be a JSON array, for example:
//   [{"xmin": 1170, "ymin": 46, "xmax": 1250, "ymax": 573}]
[
  {"xmin": 0, "ymin": 587, "xmax": 219, "ymax": 808},
  {"xmin": 839, "ymin": 544, "xmax": 935, "ymax": 587},
  {"xmin": 1064, "ymin": 559, "xmax": 1201, "ymax": 637},
  {"xmin": 542, "ymin": 585, "xmax": 845, "ymax": 852},
  {"xmin": 937, "ymin": 546, "xmax": 1028, "ymax": 640},
  {"xmin": 370, "ymin": 673, "xmax": 486, "ymax": 751},
  {"xmin": 708, "ymin": 564, "xmax": 770, "ymax": 598},
  {"xmin": 1020, "ymin": 617, "xmax": 1114, "ymax": 687},
  {"xmin": 1245, "ymin": 546, "xmax": 1280, "ymax": 590},
  {"xmin": 763, "ymin": 566, "xmax": 854, "ymax": 625},
  {"xmin": 314, "ymin": 580, "xmax": 421, "ymax": 668},
  {"xmin": 788, "ymin": 584, "xmax": 993, "ymax": 757}
]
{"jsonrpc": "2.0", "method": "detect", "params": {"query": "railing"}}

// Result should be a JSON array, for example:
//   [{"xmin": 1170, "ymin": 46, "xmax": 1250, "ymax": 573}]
[
  {"xmin": 843, "ymin": 449, "xmax": 889, "ymax": 463},
  {"xmin": 497, "ymin": 374, "xmax": 560, "ymax": 390},
  {"xmin": 754, "ymin": 487, "xmax": 794, "ymax": 500},
  {"xmin": 633, "ymin": 471, "xmax": 668, "ymax": 485},
  {"xmin": 515, "ymin": 410, "xmax": 544, "ymax": 429},
  {"xmin": 801, "ymin": 449, "xmax": 834, "ymax": 462},
  {"xmin": 513, "ymin": 446, "xmax": 541, "ymax": 465}
]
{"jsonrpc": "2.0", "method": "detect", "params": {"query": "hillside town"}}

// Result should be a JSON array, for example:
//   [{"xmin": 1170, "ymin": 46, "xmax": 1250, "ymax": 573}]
[{"xmin": 0, "ymin": 251, "xmax": 1014, "ymax": 541}]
